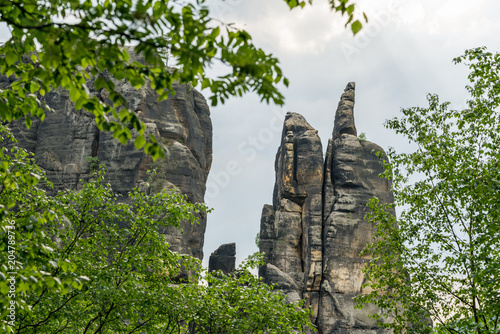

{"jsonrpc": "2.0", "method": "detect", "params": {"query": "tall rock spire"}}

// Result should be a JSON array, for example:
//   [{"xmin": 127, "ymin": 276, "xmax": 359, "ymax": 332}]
[
  {"xmin": 332, "ymin": 82, "xmax": 357, "ymax": 139},
  {"xmin": 260, "ymin": 83, "xmax": 395, "ymax": 333}
]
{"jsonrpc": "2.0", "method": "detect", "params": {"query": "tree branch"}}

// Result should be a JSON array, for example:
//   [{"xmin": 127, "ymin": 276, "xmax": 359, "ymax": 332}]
[
  {"xmin": 93, "ymin": 302, "xmax": 115, "ymax": 334},
  {"xmin": 18, "ymin": 291, "xmax": 79, "ymax": 330}
]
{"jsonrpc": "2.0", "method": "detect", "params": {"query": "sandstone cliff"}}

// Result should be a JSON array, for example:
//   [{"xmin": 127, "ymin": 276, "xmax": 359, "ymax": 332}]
[
  {"xmin": 260, "ymin": 83, "xmax": 395, "ymax": 333},
  {"xmin": 2, "ymin": 52, "xmax": 212, "ymax": 260}
]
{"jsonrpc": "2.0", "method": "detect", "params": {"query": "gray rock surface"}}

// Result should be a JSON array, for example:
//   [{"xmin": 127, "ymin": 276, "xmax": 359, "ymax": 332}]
[
  {"xmin": 260, "ymin": 83, "xmax": 394, "ymax": 333},
  {"xmin": 208, "ymin": 243, "xmax": 236, "ymax": 275},
  {"xmin": 259, "ymin": 264, "xmax": 302, "ymax": 303},
  {"xmin": 3, "ymin": 51, "xmax": 212, "ymax": 260},
  {"xmin": 260, "ymin": 112, "xmax": 324, "ymax": 321},
  {"xmin": 332, "ymin": 82, "xmax": 357, "ymax": 139}
]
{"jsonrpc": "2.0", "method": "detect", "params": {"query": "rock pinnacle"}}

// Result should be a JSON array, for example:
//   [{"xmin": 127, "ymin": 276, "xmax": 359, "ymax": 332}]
[{"xmin": 332, "ymin": 82, "xmax": 357, "ymax": 139}]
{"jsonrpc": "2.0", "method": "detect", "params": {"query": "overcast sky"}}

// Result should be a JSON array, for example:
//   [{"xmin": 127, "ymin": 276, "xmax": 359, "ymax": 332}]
[{"xmin": 201, "ymin": 0, "xmax": 500, "ymax": 267}]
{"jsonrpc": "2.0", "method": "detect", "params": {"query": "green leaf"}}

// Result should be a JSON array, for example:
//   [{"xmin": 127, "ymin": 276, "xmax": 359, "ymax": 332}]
[
  {"xmin": 5, "ymin": 51, "xmax": 17, "ymax": 66},
  {"xmin": 58, "ymin": 260, "xmax": 70, "ymax": 272},
  {"xmin": 94, "ymin": 77, "xmax": 106, "ymax": 90},
  {"xmin": 25, "ymin": 115, "xmax": 32, "ymax": 129},
  {"xmin": 209, "ymin": 26, "xmax": 220, "ymax": 39},
  {"xmin": 134, "ymin": 134, "xmax": 146, "ymax": 149},
  {"xmin": 346, "ymin": 4, "xmax": 355, "ymax": 15},
  {"xmin": 69, "ymin": 87, "xmax": 81, "ymax": 102},
  {"xmin": 351, "ymin": 20, "xmax": 362, "ymax": 35}
]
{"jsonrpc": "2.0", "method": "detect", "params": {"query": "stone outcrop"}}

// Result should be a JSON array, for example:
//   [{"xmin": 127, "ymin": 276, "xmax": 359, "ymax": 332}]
[
  {"xmin": 3, "ymin": 51, "xmax": 212, "ymax": 260},
  {"xmin": 259, "ymin": 112, "xmax": 324, "ymax": 319},
  {"xmin": 208, "ymin": 243, "xmax": 236, "ymax": 275},
  {"xmin": 260, "ymin": 82, "xmax": 395, "ymax": 333}
]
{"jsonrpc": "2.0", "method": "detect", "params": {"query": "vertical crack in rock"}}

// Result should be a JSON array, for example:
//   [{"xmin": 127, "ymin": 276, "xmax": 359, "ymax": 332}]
[
  {"xmin": 293, "ymin": 136, "xmax": 299, "ymax": 184},
  {"xmin": 91, "ymin": 127, "xmax": 100, "ymax": 158},
  {"xmin": 260, "ymin": 83, "xmax": 395, "ymax": 333}
]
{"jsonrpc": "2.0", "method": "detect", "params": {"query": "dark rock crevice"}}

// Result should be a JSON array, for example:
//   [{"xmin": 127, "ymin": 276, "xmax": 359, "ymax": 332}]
[
  {"xmin": 299, "ymin": 214, "xmax": 305, "ymax": 273},
  {"xmin": 293, "ymin": 135, "xmax": 299, "ymax": 184},
  {"xmin": 91, "ymin": 127, "xmax": 100, "ymax": 158}
]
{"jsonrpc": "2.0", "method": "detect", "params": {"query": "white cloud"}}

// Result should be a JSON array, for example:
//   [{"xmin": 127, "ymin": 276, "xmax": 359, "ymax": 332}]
[{"xmin": 245, "ymin": 3, "xmax": 346, "ymax": 55}]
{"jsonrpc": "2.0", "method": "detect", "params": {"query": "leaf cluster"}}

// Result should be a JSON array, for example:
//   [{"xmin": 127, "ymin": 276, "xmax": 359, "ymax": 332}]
[
  {"xmin": 0, "ymin": 0, "xmax": 291, "ymax": 160},
  {"xmin": 0, "ymin": 125, "xmax": 314, "ymax": 333},
  {"xmin": 180, "ymin": 254, "xmax": 315, "ymax": 334},
  {"xmin": 284, "ymin": 0, "xmax": 367, "ymax": 35}
]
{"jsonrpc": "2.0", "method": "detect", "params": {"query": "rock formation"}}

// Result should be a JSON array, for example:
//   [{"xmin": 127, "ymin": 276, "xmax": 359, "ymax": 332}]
[
  {"xmin": 260, "ymin": 82, "xmax": 395, "ymax": 333},
  {"xmin": 208, "ymin": 243, "xmax": 236, "ymax": 275},
  {"xmin": 4, "ymin": 58, "xmax": 395, "ymax": 331},
  {"xmin": 2, "ymin": 51, "xmax": 212, "ymax": 260}
]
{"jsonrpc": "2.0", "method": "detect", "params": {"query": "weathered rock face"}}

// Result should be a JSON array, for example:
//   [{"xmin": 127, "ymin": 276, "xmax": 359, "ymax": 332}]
[
  {"xmin": 3, "ymin": 52, "xmax": 212, "ymax": 260},
  {"xmin": 260, "ymin": 83, "xmax": 395, "ymax": 333},
  {"xmin": 208, "ymin": 243, "xmax": 236, "ymax": 275},
  {"xmin": 259, "ymin": 112, "xmax": 324, "ymax": 320}
]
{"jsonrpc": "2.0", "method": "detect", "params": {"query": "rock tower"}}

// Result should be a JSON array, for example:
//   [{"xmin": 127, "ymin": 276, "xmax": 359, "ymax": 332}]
[
  {"xmin": 208, "ymin": 243, "xmax": 236, "ymax": 275},
  {"xmin": 259, "ymin": 82, "xmax": 395, "ymax": 333},
  {"xmin": 2, "ymin": 51, "xmax": 212, "ymax": 260}
]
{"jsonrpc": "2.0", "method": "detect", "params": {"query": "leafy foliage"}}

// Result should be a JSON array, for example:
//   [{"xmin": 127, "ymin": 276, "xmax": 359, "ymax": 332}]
[
  {"xmin": 357, "ymin": 47, "xmax": 500, "ymax": 333},
  {"xmin": 0, "ymin": 137, "xmax": 204, "ymax": 332},
  {"xmin": 0, "ymin": 0, "xmax": 362, "ymax": 160},
  {"xmin": 0, "ymin": 127, "xmax": 314, "ymax": 333},
  {"xmin": 0, "ymin": 126, "xmax": 84, "ymax": 333},
  {"xmin": 85, "ymin": 156, "xmax": 99, "ymax": 173},
  {"xmin": 284, "ymin": 0, "xmax": 366, "ymax": 35},
  {"xmin": 182, "ymin": 254, "xmax": 315, "ymax": 334}
]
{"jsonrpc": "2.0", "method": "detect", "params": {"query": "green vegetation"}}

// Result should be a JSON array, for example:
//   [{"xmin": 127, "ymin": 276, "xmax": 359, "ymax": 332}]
[
  {"xmin": 0, "ymin": 0, "xmax": 365, "ymax": 332},
  {"xmin": 0, "ymin": 0, "xmax": 362, "ymax": 161},
  {"xmin": 85, "ymin": 156, "xmax": 99, "ymax": 173},
  {"xmin": 184, "ymin": 254, "xmax": 313, "ymax": 334},
  {"xmin": 357, "ymin": 47, "xmax": 500, "ymax": 333},
  {"xmin": 0, "ymin": 128, "xmax": 314, "ymax": 332}
]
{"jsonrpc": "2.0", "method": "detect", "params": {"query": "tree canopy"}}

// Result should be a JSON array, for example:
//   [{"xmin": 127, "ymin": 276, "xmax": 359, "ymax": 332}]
[
  {"xmin": 0, "ymin": 0, "xmax": 363, "ymax": 160},
  {"xmin": 0, "ymin": 132, "xmax": 315, "ymax": 332},
  {"xmin": 357, "ymin": 47, "xmax": 500, "ymax": 333}
]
